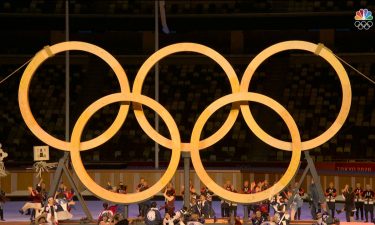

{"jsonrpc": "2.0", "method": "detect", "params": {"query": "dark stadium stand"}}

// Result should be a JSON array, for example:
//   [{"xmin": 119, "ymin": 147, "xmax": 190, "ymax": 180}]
[
  {"xmin": 1, "ymin": 0, "xmax": 375, "ymax": 14},
  {"xmin": 0, "ymin": 0, "xmax": 374, "ymax": 165},
  {"xmin": 1, "ymin": 54, "xmax": 374, "ymax": 163}
]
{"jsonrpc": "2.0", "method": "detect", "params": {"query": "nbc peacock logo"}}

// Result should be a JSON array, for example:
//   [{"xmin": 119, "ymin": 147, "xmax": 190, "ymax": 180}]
[{"xmin": 354, "ymin": 9, "xmax": 373, "ymax": 30}]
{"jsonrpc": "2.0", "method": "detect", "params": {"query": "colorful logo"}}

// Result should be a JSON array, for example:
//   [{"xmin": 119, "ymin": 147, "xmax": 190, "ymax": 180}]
[{"xmin": 354, "ymin": 9, "xmax": 373, "ymax": 30}]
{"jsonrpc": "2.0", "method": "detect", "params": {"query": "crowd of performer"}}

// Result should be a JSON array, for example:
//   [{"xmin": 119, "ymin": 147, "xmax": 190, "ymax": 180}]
[
  {"xmin": 2, "ymin": 177, "xmax": 373, "ymax": 224},
  {"xmin": 11, "ymin": 178, "xmax": 76, "ymax": 224}
]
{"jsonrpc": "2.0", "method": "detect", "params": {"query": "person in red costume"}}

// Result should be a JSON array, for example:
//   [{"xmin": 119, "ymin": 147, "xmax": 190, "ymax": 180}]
[
  {"xmin": 19, "ymin": 186, "xmax": 42, "ymax": 222},
  {"xmin": 163, "ymin": 182, "xmax": 175, "ymax": 216}
]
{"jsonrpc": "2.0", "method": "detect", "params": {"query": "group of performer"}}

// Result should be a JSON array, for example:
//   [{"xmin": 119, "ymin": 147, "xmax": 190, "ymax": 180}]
[
  {"xmin": 97, "ymin": 178, "xmax": 374, "ymax": 225},
  {"xmin": 158, "ymin": 179, "xmax": 374, "ymax": 224},
  {"xmin": 15, "ymin": 179, "xmax": 75, "ymax": 224},
  {"xmin": 332, "ymin": 183, "xmax": 375, "ymax": 222},
  {"xmin": 6, "ymin": 176, "xmax": 373, "ymax": 224}
]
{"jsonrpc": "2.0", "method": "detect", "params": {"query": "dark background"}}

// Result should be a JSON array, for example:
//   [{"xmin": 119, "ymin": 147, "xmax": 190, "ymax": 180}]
[{"xmin": 0, "ymin": 0, "xmax": 374, "ymax": 168}]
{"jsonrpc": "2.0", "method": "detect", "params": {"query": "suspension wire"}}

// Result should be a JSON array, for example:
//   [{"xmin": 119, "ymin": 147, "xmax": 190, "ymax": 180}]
[
  {"xmin": 0, "ymin": 58, "xmax": 32, "ymax": 85},
  {"xmin": 1, "ymin": 54, "xmax": 375, "ymax": 87},
  {"xmin": 333, "ymin": 53, "xmax": 375, "ymax": 85}
]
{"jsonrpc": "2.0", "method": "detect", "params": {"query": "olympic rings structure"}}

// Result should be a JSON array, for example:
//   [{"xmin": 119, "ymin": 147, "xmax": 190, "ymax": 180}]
[{"xmin": 18, "ymin": 41, "xmax": 351, "ymax": 204}]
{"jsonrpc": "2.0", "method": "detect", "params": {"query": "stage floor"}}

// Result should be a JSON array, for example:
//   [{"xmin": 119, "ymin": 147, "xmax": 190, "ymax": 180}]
[{"xmin": 1, "ymin": 201, "xmax": 373, "ymax": 224}]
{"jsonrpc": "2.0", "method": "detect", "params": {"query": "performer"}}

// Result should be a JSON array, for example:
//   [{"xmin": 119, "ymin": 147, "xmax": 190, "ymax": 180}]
[
  {"xmin": 354, "ymin": 183, "xmax": 364, "ymax": 220},
  {"xmin": 229, "ymin": 185, "xmax": 238, "ymax": 217},
  {"xmin": 337, "ymin": 186, "xmax": 355, "ymax": 222},
  {"xmin": 251, "ymin": 210, "xmax": 266, "ymax": 225},
  {"xmin": 98, "ymin": 202, "xmax": 114, "ymax": 223},
  {"xmin": 145, "ymin": 202, "xmax": 162, "ymax": 225},
  {"xmin": 309, "ymin": 179, "xmax": 320, "ymax": 220},
  {"xmin": 36, "ymin": 179, "xmax": 48, "ymax": 205},
  {"xmin": 262, "ymin": 180, "xmax": 271, "ymax": 213},
  {"xmin": 163, "ymin": 182, "xmax": 175, "ymax": 216},
  {"xmin": 19, "ymin": 186, "xmax": 43, "ymax": 222},
  {"xmin": 221, "ymin": 181, "xmax": 232, "ymax": 217},
  {"xmin": 199, "ymin": 194, "xmax": 210, "ymax": 218},
  {"xmin": 117, "ymin": 181, "xmax": 127, "ymax": 194},
  {"xmin": 105, "ymin": 181, "xmax": 112, "ymax": 191},
  {"xmin": 0, "ymin": 189, "xmax": 7, "ymax": 221},
  {"xmin": 200, "ymin": 185, "xmax": 215, "ymax": 218},
  {"xmin": 249, "ymin": 181, "xmax": 257, "ymax": 214},
  {"xmin": 362, "ymin": 184, "xmax": 374, "ymax": 222},
  {"xmin": 289, "ymin": 182, "xmax": 303, "ymax": 221},
  {"xmin": 271, "ymin": 194, "xmax": 289, "ymax": 225},
  {"xmin": 137, "ymin": 178, "xmax": 149, "ymax": 217},
  {"xmin": 325, "ymin": 182, "xmax": 337, "ymax": 218},
  {"xmin": 262, "ymin": 180, "xmax": 270, "ymax": 191},
  {"xmin": 181, "ymin": 180, "xmax": 197, "ymax": 206},
  {"xmin": 42, "ymin": 196, "xmax": 59, "ymax": 225},
  {"xmin": 241, "ymin": 180, "xmax": 252, "ymax": 217},
  {"xmin": 295, "ymin": 185, "xmax": 305, "ymax": 220},
  {"xmin": 190, "ymin": 198, "xmax": 200, "ymax": 215}
]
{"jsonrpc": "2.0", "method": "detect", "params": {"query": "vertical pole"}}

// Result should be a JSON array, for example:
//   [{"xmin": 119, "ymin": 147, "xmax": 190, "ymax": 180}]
[
  {"xmin": 62, "ymin": 163, "xmax": 93, "ymax": 220},
  {"xmin": 304, "ymin": 151, "xmax": 328, "ymax": 213},
  {"xmin": 124, "ymin": 205, "xmax": 129, "ymax": 218},
  {"xmin": 65, "ymin": 0, "xmax": 69, "ymax": 142},
  {"xmin": 183, "ymin": 152, "xmax": 190, "ymax": 208},
  {"xmin": 154, "ymin": 0, "xmax": 160, "ymax": 169}
]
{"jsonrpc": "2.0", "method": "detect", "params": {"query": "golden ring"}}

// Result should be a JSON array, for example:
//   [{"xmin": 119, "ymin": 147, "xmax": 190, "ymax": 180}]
[
  {"xmin": 18, "ymin": 41, "xmax": 131, "ymax": 151},
  {"xmin": 190, "ymin": 92, "xmax": 301, "ymax": 203},
  {"xmin": 132, "ymin": 43, "xmax": 240, "ymax": 151},
  {"xmin": 240, "ymin": 41, "xmax": 351, "ymax": 151},
  {"xmin": 70, "ymin": 93, "xmax": 181, "ymax": 204}
]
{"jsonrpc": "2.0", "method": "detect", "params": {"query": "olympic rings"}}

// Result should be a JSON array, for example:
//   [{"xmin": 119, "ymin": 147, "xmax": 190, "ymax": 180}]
[
  {"xmin": 18, "ymin": 42, "xmax": 131, "ymax": 151},
  {"xmin": 133, "ymin": 43, "xmax": 240, "ymax": 151},
  {"xmin": 240, "ymin": 41, "xmax": 351, "ymax": 151},
  {"xmin": 70, "ymin": 93, "xmax": 181, "ymax": 204},
  {"xmin": 354, "ymin": 20, "xmax": 373, "ymax": 30},
  {"xmin": 190, "ymin": 93, "xmax": 301, "ymax": 203},
  {"xmin": 18, "ymin": 40, "xmax": 352, "ymax": 204}
]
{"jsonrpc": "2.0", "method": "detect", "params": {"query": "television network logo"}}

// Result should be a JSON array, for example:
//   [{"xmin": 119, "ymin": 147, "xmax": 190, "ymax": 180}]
[{"xmin": 354, "ymin": 9, "xmax": 373, "ymax": 30}]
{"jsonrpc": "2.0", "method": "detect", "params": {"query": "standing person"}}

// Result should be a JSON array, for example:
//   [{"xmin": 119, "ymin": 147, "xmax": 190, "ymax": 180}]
[
  {"xmin": 200, "ymin": 186, "xmax": 215, "ymax": 218},
  {"xmin": 362, "ymin": 184, "xmax": 374, "ymax": 222},
  {"xmin": 137, "ymin": 178, "xmax": 149, "ymax": 217},
  {"xmin": 295, "ymin": 184, "xmax": 305, "ymax": 220},
  {"xmin": 287, "ymin": 190, "xmax": 298, "ymax": 221},
  {"xmin": 249, "ymin": 181, "xmax": 257, "ymax": 214},
  {"xmin": 221, "ymin": 181, "xmax": 231, "ymax": 217},
  {"xmin": 354, "ymin": 183, "xmax": 364, "ymax": 221},
  {"xmin": 343, "ymin": 187, "xmax": 355, "ymax": 222},
  {"xmin": 36, "ymin": 179, "xmax": 48, "ymax": 205},
  {"xmin": 241, "ymin": 180, "xmax": 252, "ymax": 217},
  {"xmin": 0, "ymin": 189, "xmax": 7, "ymax": 221},
  {"xmin": 181, "ymin": 180, "xmax": 197, "ymax": 200},
  {"xmin": 117, "ymin": 182, "xmax": 127, "ymax": 194},
  {"xmin": 229, "ymin": 185, "xmax": 238, "ymax": 217},
  {"xmin": 199, "ymin": 194, "xmax": 210, "ymax": 218},
  {"xmin": 145, "ymin": 202, "xmax": 162, "ymax": 225},
  {"xmin": 262, "ymin": 180, "xmax": 271, "ymax": 214},
  {"xmin": 325, "ymin": 182, "xmax": 337, "ymax": 218},
  {"xmin": 309, "ymin": 179, "xmax": 320, "ymax": 220},
  {"xmin": 163, "ymin": 182, "xmax": 175, "ymax": 216},
  {"xmin": 290, "ymin": 182, "xmax": 303, "ymax": 221}
]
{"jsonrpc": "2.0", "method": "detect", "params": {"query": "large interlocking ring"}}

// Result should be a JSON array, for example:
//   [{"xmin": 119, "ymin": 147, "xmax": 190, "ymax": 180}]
[{"xmin": 19, "ymin": 41, "xmax": 351, "ymax": 204}]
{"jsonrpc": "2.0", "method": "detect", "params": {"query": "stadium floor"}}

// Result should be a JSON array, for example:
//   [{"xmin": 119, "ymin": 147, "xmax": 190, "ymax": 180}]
[{"xmin": 1, "ymin": 200, "xmax": 373, "ymax": 223}]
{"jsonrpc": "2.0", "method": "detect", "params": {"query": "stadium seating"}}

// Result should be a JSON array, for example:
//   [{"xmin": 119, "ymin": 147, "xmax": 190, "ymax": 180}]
[{"xmin": 1, "ymin": 52, "xmax": 374, "ymax": 163}]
